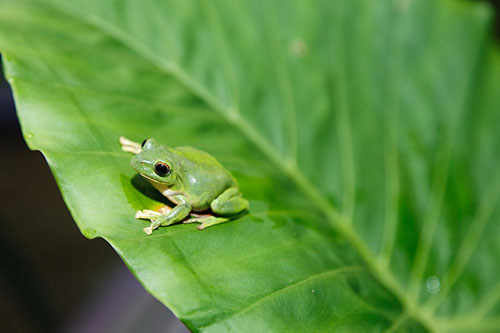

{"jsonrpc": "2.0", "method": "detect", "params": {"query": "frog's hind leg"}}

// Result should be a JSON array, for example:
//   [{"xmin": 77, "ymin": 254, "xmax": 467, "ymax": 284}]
[
  {"xmin": 184, "ymin": 188, "xmax": 249, "ymax": 230},
  {"xmin": 210, "ymin": 187, "xmax": 249, "ymax": 216}
]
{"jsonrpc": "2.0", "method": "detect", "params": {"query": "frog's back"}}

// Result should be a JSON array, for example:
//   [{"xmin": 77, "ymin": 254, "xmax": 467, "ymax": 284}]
[
  {"xmin": 174, "ymin": 146, "xmax": 227, "ymax": 169},
  {"xmin": 173, "ymin": 146, "xmax": 236, "ymax": 210}
]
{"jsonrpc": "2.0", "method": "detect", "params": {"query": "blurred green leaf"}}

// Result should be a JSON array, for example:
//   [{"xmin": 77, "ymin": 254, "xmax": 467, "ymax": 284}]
[{"xmin": 1, "ymin": 0, "xmax": 499, "ymax": 331}]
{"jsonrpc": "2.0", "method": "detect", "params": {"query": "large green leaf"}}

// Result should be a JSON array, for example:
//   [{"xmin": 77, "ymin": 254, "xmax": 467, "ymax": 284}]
[{"xmin": 1, "ymin": 0, "xmax": 499, "ymax": 331}]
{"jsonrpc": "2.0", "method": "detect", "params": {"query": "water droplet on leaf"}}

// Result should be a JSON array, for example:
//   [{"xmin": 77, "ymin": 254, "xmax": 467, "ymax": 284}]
[{"xmin": 426, "ymin": 275, "xmax": 440, "ymax": 294}]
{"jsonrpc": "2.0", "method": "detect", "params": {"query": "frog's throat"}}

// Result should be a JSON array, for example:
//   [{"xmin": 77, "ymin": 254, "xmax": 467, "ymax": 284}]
[{"xmin": 140, "ymin": 174, "xmax": 179, "ymax": 197}]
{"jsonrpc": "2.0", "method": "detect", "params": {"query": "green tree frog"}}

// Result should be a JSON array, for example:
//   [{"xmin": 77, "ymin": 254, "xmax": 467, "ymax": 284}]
[{"xmin": 120, "ymin": 137, "xmax": 249, "ymax": 234}]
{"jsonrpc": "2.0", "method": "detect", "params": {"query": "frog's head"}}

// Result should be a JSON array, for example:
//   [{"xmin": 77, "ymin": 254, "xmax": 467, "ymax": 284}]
[{"xmin": 130, "ymin": 138, "xmax": 180, "ymax": 190}]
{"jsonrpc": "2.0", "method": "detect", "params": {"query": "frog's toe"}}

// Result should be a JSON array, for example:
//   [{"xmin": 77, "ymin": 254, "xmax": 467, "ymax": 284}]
[
  {"xmin": 143, "ymin": 226, "xmax": 153, "ymax": 235},
  {"xmin": 196, "ymin": 217, "xmax": 230, "ymax": 230},
  {"xmin": 120, "ymin": 136, "xmax": 142, "ymax": 154},
  {"xmin": 189, "ymin": 212, "xmax": 213, "ymax": 218},
  {"xmin": 183, "ymin": 214, "xmax": 213, "ymax": 224},
  {"xmin": 135, "ymin": 210, "xmax": 161, "ymax": 219}
]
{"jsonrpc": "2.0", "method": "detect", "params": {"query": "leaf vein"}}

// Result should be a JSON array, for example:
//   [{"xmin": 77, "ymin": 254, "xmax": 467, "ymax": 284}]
[{"xmin": 202, "ymin": 266, "xmax": 362, "ymax": 330}]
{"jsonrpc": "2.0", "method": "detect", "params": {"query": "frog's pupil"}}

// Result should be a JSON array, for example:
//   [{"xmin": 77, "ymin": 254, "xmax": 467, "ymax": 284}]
[
  {"xmin": 154, "ymin": 162, "xmax": 170, "ymax": 176},
  {"xmin": 141, "ymin": 139, "xmax": 148, "ymax": 148}
]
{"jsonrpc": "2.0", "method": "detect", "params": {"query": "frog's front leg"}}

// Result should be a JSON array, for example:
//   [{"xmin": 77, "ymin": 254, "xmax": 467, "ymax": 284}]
[{"xmin": 141, "ymin": 195, "xmax": 192, "ymax": 234}]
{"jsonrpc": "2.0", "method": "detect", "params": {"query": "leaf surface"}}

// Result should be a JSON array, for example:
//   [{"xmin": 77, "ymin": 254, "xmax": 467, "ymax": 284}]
[{"xmin": 1, "ymin": 0, "xmax": 499, "ymax": 331}]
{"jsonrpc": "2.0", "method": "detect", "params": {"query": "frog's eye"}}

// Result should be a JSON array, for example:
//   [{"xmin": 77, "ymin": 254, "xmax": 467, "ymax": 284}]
[
  {"xmin": 154, "ymin": 161, "xmax": 170, "ymax": 177},
  {"xmin": 141, "ymin": 139, "xmax": 149, "ymax": 148}
]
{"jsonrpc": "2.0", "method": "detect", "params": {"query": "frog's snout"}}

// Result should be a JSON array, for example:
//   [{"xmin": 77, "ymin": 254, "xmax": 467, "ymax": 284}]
[
  {"xmin": 130, "ymin": 155, "xmax": 141, "ymax": 171},
  {"xmin": 130, "ymin": 155, "xmax": 153, "ymax": 176}
]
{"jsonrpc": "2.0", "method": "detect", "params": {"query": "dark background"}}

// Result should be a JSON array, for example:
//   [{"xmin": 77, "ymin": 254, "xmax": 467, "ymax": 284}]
[
  {"xmin": 1, "ymin": 1, "xmax": 499, "ymax": 332},
  {"xmin": 0, "ymin": 67, "xmax": 189, "ymax": 332}
]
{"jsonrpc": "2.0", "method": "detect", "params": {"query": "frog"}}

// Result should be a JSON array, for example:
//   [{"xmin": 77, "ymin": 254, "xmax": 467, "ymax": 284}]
[{"xmin": 120, "ymin": 136, "xmax": 249, "ymax": 234}]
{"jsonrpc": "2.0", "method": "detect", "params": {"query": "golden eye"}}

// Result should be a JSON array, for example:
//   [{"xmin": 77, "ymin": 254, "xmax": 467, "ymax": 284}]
[{"xmin": 154, "ymin": 161, "xmax": 170, "ymax": 176}]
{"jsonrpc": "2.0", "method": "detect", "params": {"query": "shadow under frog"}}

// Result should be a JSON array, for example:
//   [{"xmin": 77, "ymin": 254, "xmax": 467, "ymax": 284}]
[{"xmin": 120, "ymin": 173, "xmax": 173, "ymax": 210}]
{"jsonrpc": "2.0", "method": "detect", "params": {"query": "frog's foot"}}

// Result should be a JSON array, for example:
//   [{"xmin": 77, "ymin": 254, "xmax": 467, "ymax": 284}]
[
  {"xmin": 120, "ymin": 136, "xmax": 141, "ymax": 154},
  {"xmin": 183, "ymin": 213, "xmax": 212, "ymax": 223},
  {"xmin": 135, "ymin": 209, "xmax": 168, "ymax": 234},
  {"xmin": 138, "ymin": 199, "xmax": 192, "ymax": 234},
  {"xmin": 135, "ymin": 209, "xmax": 162, "ymax": 220},
  {"xmin": 189, "ymin": 211, "xmax": 213, "ymax": 218},
  {"xmin": 197, "ymin": 217, "xmax": 231, "ymax": 230},
  {"xmin": 143, "ymin": 218, "xmax": 166, "ymax": 234},
  {"xmin": 183, "ymin": 216, "xmax": 230, "ymax": 230},
  {"xmin": 135, "ymin": 210, "xmax": 161, "ymax": 234},
  {"xmin": 135, "ymin": 206, "xmax": 172, "ymax": 220}
]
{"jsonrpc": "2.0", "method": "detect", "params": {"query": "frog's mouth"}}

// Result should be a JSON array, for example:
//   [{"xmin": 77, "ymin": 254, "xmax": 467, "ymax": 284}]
[
  {"xmin": 139, "ymin": 173, "xmax": 160, "ymax": 183},
  {"xmin": 139, "ymin": 173, "xmax": 169, "ymax": 187}
]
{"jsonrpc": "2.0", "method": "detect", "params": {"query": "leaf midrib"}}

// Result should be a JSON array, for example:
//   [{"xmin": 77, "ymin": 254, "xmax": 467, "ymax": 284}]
[{"xmin": 38, "ymin": 1, "xmax": 439, "ymax": 330}]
